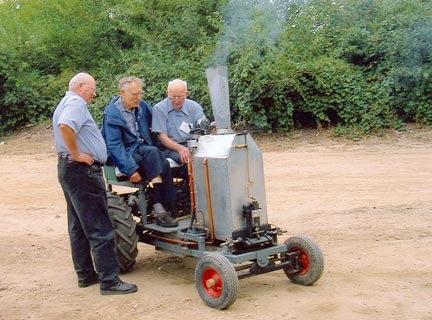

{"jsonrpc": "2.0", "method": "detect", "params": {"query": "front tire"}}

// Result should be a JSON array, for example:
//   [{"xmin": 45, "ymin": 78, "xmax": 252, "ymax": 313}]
[
  {"xmin": 195, "ymin": 253, "xmax": 239, "ymax": 310},
  {"xmin": 283, "ymin": 235, "xmax": 324, "ymax": 285},
  {"xmin": 107, "ymin": 192, "xmax": 139, "ymax": 273}
]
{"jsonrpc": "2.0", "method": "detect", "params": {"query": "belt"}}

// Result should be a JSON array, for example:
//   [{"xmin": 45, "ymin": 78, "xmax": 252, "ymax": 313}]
[{"xmin": 58, "ymin": 154, "xmax": 104, "ymax": 167}]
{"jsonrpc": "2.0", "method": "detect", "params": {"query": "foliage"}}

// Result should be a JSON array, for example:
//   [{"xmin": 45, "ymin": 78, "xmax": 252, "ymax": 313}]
[{"xmin": 0, "ymin": 0, "xmax": 430, "ymax": 137}]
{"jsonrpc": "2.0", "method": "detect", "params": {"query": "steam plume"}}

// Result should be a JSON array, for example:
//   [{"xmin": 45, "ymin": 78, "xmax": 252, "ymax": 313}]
[{"xmin": 209, "ymin": 0, "xmax": 287, "ymax": 66}]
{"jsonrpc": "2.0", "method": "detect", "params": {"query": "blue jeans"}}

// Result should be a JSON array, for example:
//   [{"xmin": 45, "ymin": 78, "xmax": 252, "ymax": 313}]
[
  {"xmin": 57, "ymin": 158, "xmax": 119, "ymax": 285},
  {"xmin": 132, "ymin": 144, "xmax": 177, "ymax": 205},
  {"xmin": 159, "ymin": 141, "xmax": 188, "ymax": 165}
]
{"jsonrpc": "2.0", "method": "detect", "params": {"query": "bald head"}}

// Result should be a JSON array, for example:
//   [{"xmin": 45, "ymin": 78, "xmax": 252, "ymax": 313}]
[
  {"xmin": 69, "ymin": 72, "xmax": 94, "ymax": 91},
  {"xmin": 168, "ymin": 79, "xmax": 188, "ymax": 91},
  {"xmin": 167, "ymin": 79, "xmax": 189, "ymax": 110},
  {"xmin": 68, "ymin": 72, "xmax": 97, "ymax": 104}
]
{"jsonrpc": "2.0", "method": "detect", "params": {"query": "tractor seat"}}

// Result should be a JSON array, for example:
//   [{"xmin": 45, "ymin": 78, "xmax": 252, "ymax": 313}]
[{"xmin": 166, "ymin": 158, "xmax": 182, "ymax": 168}]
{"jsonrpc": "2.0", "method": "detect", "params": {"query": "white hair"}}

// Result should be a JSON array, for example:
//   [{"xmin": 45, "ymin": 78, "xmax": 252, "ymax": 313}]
[
  {"xmin": 69, "ymin": 72, "xmax": 92, "ymax": 90},
  {"xmin": 168, "ymin": 79, "xmax": 187, "ymax": 91}
]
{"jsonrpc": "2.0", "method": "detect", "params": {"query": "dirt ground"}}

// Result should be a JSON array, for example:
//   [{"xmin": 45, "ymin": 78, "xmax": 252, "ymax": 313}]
[{"xmin": 1, "ymin": 124, "xmax": 431, "ymax": 320}]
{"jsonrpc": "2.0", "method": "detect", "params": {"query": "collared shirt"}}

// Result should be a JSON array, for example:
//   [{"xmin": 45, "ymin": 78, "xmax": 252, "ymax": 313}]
[
  {"xmin": 53, "ymin": 91, "xmax": 107, "ymax": 163},
  {"xmin": 114, "ymin": 98, "xmax": 142, "ymax": 141},
  {"xmin": 152, "ymin": 97, "xmax": 205, "ymax": 143}
]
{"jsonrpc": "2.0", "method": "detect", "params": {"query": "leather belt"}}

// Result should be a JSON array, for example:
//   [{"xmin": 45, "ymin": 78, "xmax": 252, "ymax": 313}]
[{"xmin": 58, "ymin": 154, "xmax": 104, "ymax": 167}]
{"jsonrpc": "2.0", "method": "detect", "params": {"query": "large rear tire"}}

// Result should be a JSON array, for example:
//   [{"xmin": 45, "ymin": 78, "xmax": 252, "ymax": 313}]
[
  {"xmin": 195, "ymin": 253, "xmax": 239, "ymax": 310},
  {"xmin": 283, "ymin": 235, "xmax": 324, "ymax": 285},
  {"xmin": 107, "ymin": 192, "xmax": 139, "ymax": 273}
]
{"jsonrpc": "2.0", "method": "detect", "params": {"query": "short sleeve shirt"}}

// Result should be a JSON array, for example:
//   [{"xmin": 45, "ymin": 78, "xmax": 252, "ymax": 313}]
[
  {"xmin": 53, "ymin": 91, "xmax": 107, "ymax": 163},
  {"xmin": 152, "ymin": 97, "xmax": 204, "ymax": 144}
]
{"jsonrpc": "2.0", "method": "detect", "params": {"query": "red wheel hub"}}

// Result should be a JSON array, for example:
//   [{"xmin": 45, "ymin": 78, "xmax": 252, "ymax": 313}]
[
  {"xmin": 291, "ymin": 247, "xmax": 310, "ymax": 275},
  {"xmin": 201, "ymin": 267, "xmax": 223, "ymax": 298}
]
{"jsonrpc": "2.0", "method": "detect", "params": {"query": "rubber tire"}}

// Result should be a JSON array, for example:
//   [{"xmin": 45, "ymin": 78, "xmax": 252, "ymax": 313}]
[
  {"xmin": 195, "ymin": 253, "xmax": 239, "ymax": 310},
  {"xmin": 107, "ymin": 192, "xmax": 139, "ymax": 273},
  {"xmin": 283, "ymin": 234, "xmax": 324, "ymax": 286}
]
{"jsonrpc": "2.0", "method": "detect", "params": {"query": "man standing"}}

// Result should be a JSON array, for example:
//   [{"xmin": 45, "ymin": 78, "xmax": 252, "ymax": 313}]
[
  {"xmin": 53, "ymin": 72, "xmax": 137, "ymax": 295},
  {"xmin": 101, "ymin": 77, "xmax": 178, "ymax": 227},
  {"xmin": 152, "ymin": 79, "xmax": 207, "ymax": 164}
]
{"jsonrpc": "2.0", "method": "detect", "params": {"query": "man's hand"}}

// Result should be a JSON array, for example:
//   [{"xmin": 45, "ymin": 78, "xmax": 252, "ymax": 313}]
[
  {"xmin": 73, "ymin": 152, "xmax": 95, "ymax": 166},
  {"xmin": 129, "ymin": 171, "xmax": 143, "ymax": 184},
  {"xmin": 159, "ymin": 132, "xmax": 191, "ymax": 164},
  {"xmin": 59, "ymin": 124, "xmax": 94, "ymax": 165},
  {"xmin": 178, "ymin": 145, "xmax": 191, "ymax": 164}
]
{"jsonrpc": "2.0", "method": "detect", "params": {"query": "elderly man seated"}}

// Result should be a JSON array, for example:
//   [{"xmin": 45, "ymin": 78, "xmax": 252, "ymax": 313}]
[
  {"xmin": 101, "ymin": 76, "xmax": 178, "ymax": 227},
  {"xmin": 152, "ymin": 78, "xmax": 210, "ymax": 164}
]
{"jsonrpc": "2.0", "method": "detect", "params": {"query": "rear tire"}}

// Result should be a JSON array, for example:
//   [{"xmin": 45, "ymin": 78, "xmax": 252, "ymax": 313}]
[
  {"xmin": 107, "ymin": 192, "xmax": 139, "ymax": 273},
  {"xmin": 283, "ymin": 235, "xmax": 324, "ymax": 285}
]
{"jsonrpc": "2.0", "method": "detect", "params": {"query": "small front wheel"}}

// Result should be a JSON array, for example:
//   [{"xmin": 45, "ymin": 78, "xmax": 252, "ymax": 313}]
[
  {"xmin": 194, "ymin": 253, "xmax": 239, "ymax": 310},
  {"xmin": 283, "ymin": 235, "xmax": 324, "ymax": 286}
]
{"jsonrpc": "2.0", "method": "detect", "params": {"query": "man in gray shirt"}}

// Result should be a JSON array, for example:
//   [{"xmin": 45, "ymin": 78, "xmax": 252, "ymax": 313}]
[
  {"xmin": 152, "ymin": 79, "xmax": 207, "ymax": 164},
  {"xmin": 53, "ymin": 72, "xmax": 137, "ymax": 295}
]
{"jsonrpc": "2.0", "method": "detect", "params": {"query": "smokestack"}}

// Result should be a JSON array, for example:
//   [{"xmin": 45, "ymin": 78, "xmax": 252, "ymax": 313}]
[{"xmin": 205, "ymin": 65, "xmax": 233, "ymax": 134}]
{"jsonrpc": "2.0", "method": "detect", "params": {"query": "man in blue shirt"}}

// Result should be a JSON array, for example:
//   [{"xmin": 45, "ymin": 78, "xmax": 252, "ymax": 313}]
[
  {"xmin": 53, "ymin": 72, "xmax": 137, "ymax": 295},
  {"xmin": 102, "ymin": 77, "xmax": 178, "ymax": 227},
  {"xmin": 152, "ymin": 79, "xmax": 207, "ymax": 164}
]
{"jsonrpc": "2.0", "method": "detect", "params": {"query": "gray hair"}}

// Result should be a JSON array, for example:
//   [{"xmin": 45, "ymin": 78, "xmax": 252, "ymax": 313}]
[{"xmin": 118, "ymin": 77, "xmax": 143, "ymax": 90}]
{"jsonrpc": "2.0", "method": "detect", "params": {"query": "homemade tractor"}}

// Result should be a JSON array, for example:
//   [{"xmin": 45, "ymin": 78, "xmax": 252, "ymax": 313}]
[{"xmin": 104, "ymin": 66, "xmax": 324, "ymax": 310}]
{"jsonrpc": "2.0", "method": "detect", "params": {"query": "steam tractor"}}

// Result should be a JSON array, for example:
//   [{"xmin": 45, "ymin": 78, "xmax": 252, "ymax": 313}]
[{"xmin": 104, "ymin": 66, "xmax": 324, "ymax": 310}]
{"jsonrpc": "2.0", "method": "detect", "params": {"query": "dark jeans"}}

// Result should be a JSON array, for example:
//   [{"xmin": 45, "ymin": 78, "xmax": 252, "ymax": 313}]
[
  {"xmin": 159, "ymin": 142, "xmax": 188, "ymax": 165},
  {"xmin": 132, "ymin": 144, "xmax": 177, "ymax": 205},
  {"xmin": 161, "ymin": 148, "xmax": 181, "ymax": 165},
  {"xmin": 57, "ymin": 158, "xmax": 119, "ymax": 286}
]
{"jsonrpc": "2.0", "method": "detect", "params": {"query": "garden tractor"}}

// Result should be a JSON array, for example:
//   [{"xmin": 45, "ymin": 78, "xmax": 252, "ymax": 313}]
[{"xmin": 103, "ymin": 65, "xmax": 324, "ymax": 310}]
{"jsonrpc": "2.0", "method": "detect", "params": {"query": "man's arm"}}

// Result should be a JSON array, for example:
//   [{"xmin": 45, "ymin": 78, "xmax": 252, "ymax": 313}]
[
  {"xmin": 58, "ymin": 124, "xmax": 94, "ymax": 165},
  {"xmin": 159, "ymin": 132, "xmax": 191, "ymax": 163}
]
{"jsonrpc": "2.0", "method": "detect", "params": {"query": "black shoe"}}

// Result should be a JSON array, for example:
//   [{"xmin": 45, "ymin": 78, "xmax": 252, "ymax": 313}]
[
  {"xmin": 100, "ymin": 281, "xmax": 138, "ymax": 295},
  {"xmin": 78, "ymin": 273, "xmax": 99, "ymax": 288},
  {"xmin": 168, "ymin": 202, "xmax": 179, "ymax": 218},
  {"xmin": 155, "ymin": 213, "xmax": 178, "ymax": 227}
]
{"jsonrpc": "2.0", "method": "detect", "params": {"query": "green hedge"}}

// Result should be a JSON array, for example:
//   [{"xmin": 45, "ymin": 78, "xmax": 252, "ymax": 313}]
[{"xmin": 0, "ymin": 0, "xmax": 430, "ymax": 136}]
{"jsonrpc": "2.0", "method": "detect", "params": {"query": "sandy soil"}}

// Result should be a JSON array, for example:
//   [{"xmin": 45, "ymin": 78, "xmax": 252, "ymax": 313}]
[{"xmin": 1, "ymin": 124, "xmax": 431, "ymax": 320}]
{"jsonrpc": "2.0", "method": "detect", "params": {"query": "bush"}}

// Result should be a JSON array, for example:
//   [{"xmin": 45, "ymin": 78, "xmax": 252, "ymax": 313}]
[{"xmin": 0, "ymin": 0, "xmax": 430, "ymax": 136}]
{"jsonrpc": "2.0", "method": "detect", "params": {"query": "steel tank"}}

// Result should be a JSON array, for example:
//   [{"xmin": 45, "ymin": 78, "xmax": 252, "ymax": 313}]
[{"xmin": 190, "ymin": 66, "xmax": 268, "ymax": 241}]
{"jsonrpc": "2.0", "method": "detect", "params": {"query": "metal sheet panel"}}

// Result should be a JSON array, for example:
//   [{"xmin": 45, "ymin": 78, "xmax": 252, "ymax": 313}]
[
  {"xmin": 192, "ymin": 133, "xmax": 268, "ymax": 240},
  {"xmin": 205, "ymin": 65, "xmax": 231, "ymax": 132}
]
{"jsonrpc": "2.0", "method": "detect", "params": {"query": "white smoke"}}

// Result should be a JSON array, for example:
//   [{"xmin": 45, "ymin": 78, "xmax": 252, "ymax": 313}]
[{"xmin": 209, "ymin": 0, "xmax": 287, "ymax": 66}]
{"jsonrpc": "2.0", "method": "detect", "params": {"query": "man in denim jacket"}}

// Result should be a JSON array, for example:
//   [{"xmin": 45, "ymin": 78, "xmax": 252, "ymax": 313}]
[{"xmin": 101, "ymin": 77, "xmax": 178, "ymax": 227}]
